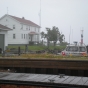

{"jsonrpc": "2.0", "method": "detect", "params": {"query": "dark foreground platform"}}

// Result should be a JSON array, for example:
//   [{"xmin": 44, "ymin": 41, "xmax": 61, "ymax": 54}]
[
  {"xmin": 0, "ymin": 72, "xmax": 88, "ymax": 88},
  {"xmin": 0, "ymin": 58, "xmax": 88, "ymax": 70}
]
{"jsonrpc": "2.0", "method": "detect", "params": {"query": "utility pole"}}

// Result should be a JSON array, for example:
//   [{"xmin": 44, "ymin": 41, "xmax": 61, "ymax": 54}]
[
  {"xmin": 38, "ymin": 0, "xmax": 41, "ymax": 44},
  {"xmin": 81, "ymin": 29, "xmax": 83, "ymax": 45}
]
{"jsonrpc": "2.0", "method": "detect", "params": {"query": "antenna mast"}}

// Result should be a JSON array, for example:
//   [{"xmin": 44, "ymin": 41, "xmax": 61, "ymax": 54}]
[
  {"xmin": 7, "ymin": 7, "xmax": 8, "ymax": 14},
  {"xmin": 81, "ymin": 28, "xmax": 83, "ymax": 45},
  {"xmin": 39, "ymin": 0, "xmax": 41, "ymax": 27}
]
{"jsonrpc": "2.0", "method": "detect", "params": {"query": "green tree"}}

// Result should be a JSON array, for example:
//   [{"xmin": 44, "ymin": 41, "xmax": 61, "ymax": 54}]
[
  {"xmin": 40, "ymin": 32, "xmax": 45, "ymax": 45},
  {"xmin": 46, "ymin": 26, "xmax": 60, "ymax": 46},
  {"xmin": 41, "ymin": 31, "xmax": 45, "ymax": 38},
  {"xmin": 41, "ymin": 26, "xmax": 65, "ymax": 48},
  {"xmin": 51, "ymin": 26, "xmax": 60, "ymax": 46},
  {"xmin": 59, "ymin": 33, "xmax": 65, "ymax": 44}
]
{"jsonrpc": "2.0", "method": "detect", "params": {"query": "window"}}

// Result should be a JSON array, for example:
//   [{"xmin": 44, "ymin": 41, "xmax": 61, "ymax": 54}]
[
  {"xmin": 13, "ymin": 25, "xmax": 15, "ymax": 29},
  {"xmin": 24, "ymin": 34, "xmax": 25, "ymax": 39},
  {"xmin": 21, "ymin": 25, "xmax": 23, "ymax": 29},
  {"xmin": 26, "ymin": 34, "xmax": 27, "ymax": 39},
  {"xmin": 13, "ymin": 34, "xmax": 16, "ymax": 39},
  {"xmin": 21, "ymin": 34, "xmax": 23, "ymax": 39},
  {"xmin": 29, "ymin": 36, "xmax": 30, "ymax": 39},
  {"xmin": 35, "ymin": 28, "xmax": 36, "ymax": 31},
  {"xmin": 79, "ymin": 47, "xmax": 86, "ymax": 52},
  {"xmin": 38, "ymin": 29, "xmax": 39, "ymax": 32},
  {"xmin": 37, "ymin": 35, "xmax": 39, "ymax": 41},
  {"xmin": 28, "ymin": 34, "xmax": 29, "ymax": 39},
  {"xmin": 26, "ymin": 26, "xmax": 28, "ymax": 30},
  {"xmin": 66, "ymin": 46, "xmax": 78, "ymax": 52}
]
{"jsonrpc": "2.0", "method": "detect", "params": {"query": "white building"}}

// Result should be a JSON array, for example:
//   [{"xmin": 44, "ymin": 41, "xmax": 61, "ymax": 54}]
[{"xmin": 0, "ymin": 14, "xmax": 40, "ymax": 45}]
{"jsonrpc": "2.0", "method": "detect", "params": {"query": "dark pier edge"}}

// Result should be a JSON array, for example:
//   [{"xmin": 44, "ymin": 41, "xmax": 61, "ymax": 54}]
[{"xmin": 0, "ymin": 58, "xmax": 88, "ymax": 76}]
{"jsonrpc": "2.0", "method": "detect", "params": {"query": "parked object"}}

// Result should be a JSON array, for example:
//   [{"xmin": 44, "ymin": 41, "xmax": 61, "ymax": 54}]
[
  {"xmin": 86, "ymin": 45, "xmax": 88, "ymax": 53},
  {"xmin": 0, "ymin": 48, "xmax": 2, "ymax": 54},
  {"xmin": 61, "ymin": 43, "xmax": 87, "ymax": 56},
  {"xmin": 18, "ymin": 46, "xmax": 21, "ymax": 56}
]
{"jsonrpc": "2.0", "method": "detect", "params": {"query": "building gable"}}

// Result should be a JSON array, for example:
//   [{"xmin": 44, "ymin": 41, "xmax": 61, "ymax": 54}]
[{"xmin": 0, "ymin": 14, "xmax": 21, "ymax": 24}]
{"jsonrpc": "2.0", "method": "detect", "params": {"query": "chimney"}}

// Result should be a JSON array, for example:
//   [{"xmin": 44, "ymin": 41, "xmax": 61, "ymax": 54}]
[{"xmin": 22, "ymin": 17, "xmax": 25, "ymax": 19}]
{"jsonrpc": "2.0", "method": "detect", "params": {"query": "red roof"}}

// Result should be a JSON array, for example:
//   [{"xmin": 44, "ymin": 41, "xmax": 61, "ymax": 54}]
[
  {"xmin": 0, "ymin": 24, "xmax": 12, "ymax": 30},
  {"xmin": 9, "ymin": 15, "xmax": 40, "ymax": 28}
]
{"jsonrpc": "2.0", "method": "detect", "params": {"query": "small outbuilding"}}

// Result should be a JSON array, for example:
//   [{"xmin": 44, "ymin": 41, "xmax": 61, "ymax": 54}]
[{"xmin": 0, "ymin": 24, "xmax": 12, "ymax": 53}]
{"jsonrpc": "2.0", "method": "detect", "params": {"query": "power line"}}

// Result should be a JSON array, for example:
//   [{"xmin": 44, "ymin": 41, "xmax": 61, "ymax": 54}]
[
  {"xmin": 7, "ymin": 7, "xmax": 8, "ymax": 14},
  {"xmin": 69, "ymin": 26, "xmax": 71, "ymax": 44}
]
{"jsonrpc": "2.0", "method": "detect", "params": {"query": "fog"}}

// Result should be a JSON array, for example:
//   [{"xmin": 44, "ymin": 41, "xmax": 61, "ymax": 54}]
[{"xmin": 0, "ymin": 0, "xmax": 88, "ymax": 44}]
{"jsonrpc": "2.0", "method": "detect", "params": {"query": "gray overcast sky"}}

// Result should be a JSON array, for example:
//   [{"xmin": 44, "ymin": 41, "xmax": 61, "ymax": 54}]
[{"xmin": 0, "ymin": 0, "xmax": 88, "ymax": 44}]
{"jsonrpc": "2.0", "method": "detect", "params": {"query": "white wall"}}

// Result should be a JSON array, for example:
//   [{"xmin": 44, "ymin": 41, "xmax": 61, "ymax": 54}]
[{"xmin": 0, "ymin": 15, "xmax": 23, "ymax": 44}]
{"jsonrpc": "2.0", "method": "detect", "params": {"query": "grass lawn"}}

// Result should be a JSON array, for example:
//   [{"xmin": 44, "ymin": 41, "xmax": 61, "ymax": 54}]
[
  {"xmin": 0, "ymin": 53, "xmax": 88, "ymax": 60},
  {"xmin": 0, "ymin": 54, "xmax": 1, "ymax": 57},
  {"xmin": 1, "ymin": 45, "xmax": 87, "ymax": 60},
  {"xmin": 7, "ymin": 45, "xmax": 66, "ymax": 51}
]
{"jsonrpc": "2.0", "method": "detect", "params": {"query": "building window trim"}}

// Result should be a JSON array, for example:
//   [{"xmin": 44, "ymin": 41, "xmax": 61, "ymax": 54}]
[
  {"xmin": 13, "ymin": 25, "xmax": 15, "ymax": 29},
  {"xmin": 13, "ymin": 34, "xmax": 16, "ymax": 39},
  {"xmin": 21, "ymin": 24, "xmax": 23, "ymax": 29},
  {"xmin": 26, "ymin": 26, "xmax": 28, "ymax": 30},
  {"xmin": 24, "ymin": 34, "xmax": 25, "ymax": 39},
  {"xmin": 21, "ymin": 34, "xmax": 23, "ymax": 39},
  {"xmin": 26, "ymin": 34, "xmax": 27, "ymax": 39}
]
